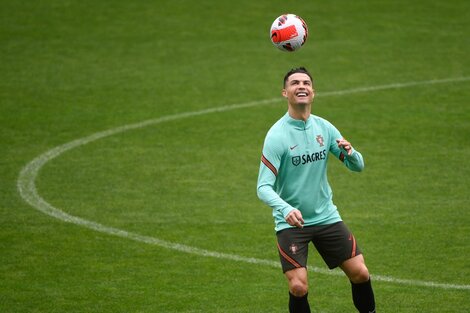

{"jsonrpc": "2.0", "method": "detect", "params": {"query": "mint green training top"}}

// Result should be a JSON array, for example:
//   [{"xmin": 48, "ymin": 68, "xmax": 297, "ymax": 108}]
[{"xmin": 257, "ymin": 112, "xmax": 364, "ymax": 232}]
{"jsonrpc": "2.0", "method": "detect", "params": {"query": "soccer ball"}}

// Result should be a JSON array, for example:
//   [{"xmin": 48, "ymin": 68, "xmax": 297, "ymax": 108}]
[{"xmin": 270, "ymin": 14, "xmax": 308, "ymax": 52}]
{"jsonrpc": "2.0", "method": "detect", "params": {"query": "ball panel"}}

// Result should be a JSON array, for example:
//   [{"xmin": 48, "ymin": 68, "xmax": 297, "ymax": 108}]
[{"xmin": 271, "ymin": 25, "xmax": 298, "ymax": 43}]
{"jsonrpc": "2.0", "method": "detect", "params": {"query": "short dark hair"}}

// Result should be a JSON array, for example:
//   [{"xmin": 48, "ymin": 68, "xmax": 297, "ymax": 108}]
[{"xmin": 283, "ymin": 67, "xmax": 313, "ymax": 87}]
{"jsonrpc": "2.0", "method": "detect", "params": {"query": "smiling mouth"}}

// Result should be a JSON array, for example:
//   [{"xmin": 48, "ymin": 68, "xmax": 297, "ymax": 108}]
[{"xmin": 296, "ymin": 92, "xmax": 308, "ymax": 97}]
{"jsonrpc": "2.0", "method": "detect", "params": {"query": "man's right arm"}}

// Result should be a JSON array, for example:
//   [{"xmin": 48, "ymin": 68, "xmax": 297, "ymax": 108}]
[{"xmin": 256, "ymin": 137, "xmax": 296, "ymax": 219}]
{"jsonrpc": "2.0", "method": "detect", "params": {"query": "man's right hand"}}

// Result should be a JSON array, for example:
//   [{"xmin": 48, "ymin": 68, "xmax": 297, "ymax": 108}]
[{"xmin": 285, "ymin": 209, "xmax": 305, "ymax": 228}]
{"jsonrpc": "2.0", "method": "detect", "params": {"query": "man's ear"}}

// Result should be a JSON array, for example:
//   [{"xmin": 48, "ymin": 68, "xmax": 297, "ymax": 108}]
[{"xmin": 282, "ymin": 89, "xmax": 287, "ymax": 98}]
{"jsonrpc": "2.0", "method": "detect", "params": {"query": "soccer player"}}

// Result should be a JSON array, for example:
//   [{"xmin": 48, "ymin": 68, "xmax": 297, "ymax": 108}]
[{"xmin": 257, "ymin": 67, "xmax": 376, "ymax": 313}]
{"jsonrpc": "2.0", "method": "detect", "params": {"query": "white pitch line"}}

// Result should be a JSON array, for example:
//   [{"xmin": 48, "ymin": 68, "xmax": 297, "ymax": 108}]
[
  {"xmin": 318, "ymin": 76, "xmax": 470, "ymax": 97},
  {"xmin": 17, "ymin": 76, "xmax": 470, "ymax": 291}
]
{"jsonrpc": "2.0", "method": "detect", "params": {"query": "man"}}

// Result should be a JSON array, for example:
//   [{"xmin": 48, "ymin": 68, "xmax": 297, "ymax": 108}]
[{"xmin": 257, "ymin": 67, "xmax": 376, "ymax": 313}]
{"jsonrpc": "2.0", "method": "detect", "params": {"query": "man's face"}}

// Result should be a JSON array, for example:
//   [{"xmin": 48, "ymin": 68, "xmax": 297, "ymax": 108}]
[{"xmin": 282, "ymin": 73, "xmax": 314, "ymax": 105}]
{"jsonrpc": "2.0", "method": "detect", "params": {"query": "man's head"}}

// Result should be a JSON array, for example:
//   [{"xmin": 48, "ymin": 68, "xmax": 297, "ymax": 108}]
[
  {"xmin": 282, "ymin": 67, "xmax": 315, "ymax": 106},
  {"xmin": 283, "ymin": 67, "xmax": 313, "ymax": 88}
]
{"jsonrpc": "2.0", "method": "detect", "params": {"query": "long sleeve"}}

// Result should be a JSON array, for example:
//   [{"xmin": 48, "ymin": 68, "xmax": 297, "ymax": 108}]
[
  {"xmin": 327, "ymin": 121, "xmax": 364, "ymax": 172},
  {"xmin": 342, "ymin": 148, "xmax": 364, "ymax": 172},
  {"xmin": 257, "ymin": 155, "xmax": 295, "ymax": 218}
]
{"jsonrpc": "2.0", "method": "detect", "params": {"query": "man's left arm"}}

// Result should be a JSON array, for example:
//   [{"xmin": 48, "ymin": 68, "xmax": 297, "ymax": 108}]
[
  {"xmin": 326, "ymin": 121, "xmax": 364, "ymax": 172},
  {"xmin": 335, "ymin": 138, "xmax": 364, "ymax": 172}
]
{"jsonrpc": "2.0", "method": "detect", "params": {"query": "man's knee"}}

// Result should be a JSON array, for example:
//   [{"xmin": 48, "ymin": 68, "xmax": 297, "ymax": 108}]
[
  {"xmin": 348, "ymin": 265, "xmax": 370, "ymax": 284},
  {"xmin": 288, "ymin": 276, "xmax": 308, "ymax": 296},
  {"xmin": 286, "ymin": 268, "xmax": 309, "ymax": 297},
  {"xmin": 341, "ymin": 255, "xmax": 371, "ymax": 284}
]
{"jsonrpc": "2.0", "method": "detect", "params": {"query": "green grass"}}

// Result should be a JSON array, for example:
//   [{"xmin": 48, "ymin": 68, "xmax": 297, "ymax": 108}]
[{"xmin": 1, "ymin": 0, "xmax": 469, "ymax": 312}]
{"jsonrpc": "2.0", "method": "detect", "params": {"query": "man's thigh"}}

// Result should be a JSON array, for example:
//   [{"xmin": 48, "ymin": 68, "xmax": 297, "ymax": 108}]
[
  {"xmin": 276, "ymin": 227, "xmax": 314, "ymax": 273},
  {"xmin": 312, "ymin": 221, "xmax": 362, "ymax": 269}
]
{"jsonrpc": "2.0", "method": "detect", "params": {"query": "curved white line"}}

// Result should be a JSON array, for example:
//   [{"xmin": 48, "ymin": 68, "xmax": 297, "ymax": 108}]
[{"xmin": 17, "ymin": 77, "xmax": 470, "ymax": 291}]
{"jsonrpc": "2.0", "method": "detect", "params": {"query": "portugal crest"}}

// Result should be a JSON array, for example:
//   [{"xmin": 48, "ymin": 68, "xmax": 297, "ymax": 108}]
[
  {"xmin": 292, "ymin": 156, "xmax": 301, "ymax": 166},
  {"xmin": 289, "ymin": 244, "xmax": 299, "ymax": 255},
  {"xmin": 316, "ymin": 135, "xmax": 324, "ymax": 147}
]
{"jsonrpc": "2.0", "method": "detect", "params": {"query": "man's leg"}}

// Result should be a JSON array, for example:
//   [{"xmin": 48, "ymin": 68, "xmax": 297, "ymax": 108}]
[
  {"xmin": 277, "ymin": 227, "xmax": 313, "ymax": 313},
  {"xmin": 340, "ymin": 255, "xmax": 376, "ymax": 313},
  {"xmin": 285, "ymin": 267, "xmax": 310, "ymax": 313}
]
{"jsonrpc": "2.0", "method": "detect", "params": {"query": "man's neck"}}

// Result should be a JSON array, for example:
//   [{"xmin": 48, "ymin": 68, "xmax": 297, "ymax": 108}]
[{"xmin": 288, "ymin": 103, "xmax": 311, "ymax": 122}]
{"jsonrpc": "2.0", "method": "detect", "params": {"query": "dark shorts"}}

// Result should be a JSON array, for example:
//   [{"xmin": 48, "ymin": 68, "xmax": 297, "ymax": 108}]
[{"xmin": 276, "ymin": 221, "xmax": 362, "ymax": 272}]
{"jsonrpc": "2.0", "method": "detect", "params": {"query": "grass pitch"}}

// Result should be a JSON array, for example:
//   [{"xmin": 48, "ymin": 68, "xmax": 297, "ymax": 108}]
[{"xmin": 1, "ymin": 0, "xmax": 469, "ymax": 312}]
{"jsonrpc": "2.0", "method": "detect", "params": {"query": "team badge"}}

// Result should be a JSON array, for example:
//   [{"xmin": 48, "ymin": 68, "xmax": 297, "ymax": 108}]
[
  {"xmin": 316, "ymin": 135, "xmax": 324, "ymax": 147},
  {"xmin": 289, "ymin": 244, "xmax": 299, "ymax": 255},
  {"xmin": 292, "ymin": 156, "xmax": 301, "ymax": 166}
]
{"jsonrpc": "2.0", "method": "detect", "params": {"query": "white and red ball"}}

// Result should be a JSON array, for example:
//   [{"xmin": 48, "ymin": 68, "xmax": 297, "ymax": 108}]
[{"xmin": 270, "ymin": 14, "xmax": 308, "ymax": 52}]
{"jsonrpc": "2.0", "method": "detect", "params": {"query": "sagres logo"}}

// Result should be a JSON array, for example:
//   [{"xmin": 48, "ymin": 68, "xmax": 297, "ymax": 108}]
[
  {"xmin": 292, "ymin": 156, "xmax": 301, "ymax": 166},
  {"xmin": 292, "ymin": 150, "xmax": 327, "ymax": 166}
]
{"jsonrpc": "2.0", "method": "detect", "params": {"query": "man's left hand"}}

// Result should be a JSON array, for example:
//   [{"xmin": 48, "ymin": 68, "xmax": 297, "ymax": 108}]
[{"xmin": 336, "ymin": 138, "xmax": 353, "ymax": 156}]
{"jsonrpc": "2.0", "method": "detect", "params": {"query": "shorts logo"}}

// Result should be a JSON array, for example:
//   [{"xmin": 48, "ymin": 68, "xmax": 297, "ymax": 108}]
[
  {"xmin": 292, "ymin": 156, "xmax": 301, "ymax": 166},
  {"xmin": 289, "ymin": 244, "xmax": 299, "ymax": 255},
  {"xmin": 316, "ymin": 135, "xmax": 324, "ymax": 147}
]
